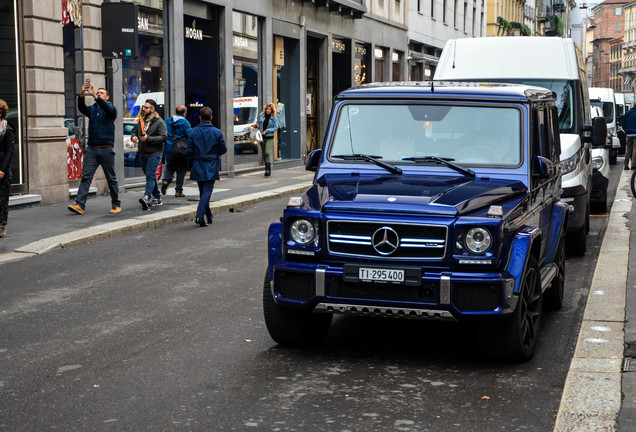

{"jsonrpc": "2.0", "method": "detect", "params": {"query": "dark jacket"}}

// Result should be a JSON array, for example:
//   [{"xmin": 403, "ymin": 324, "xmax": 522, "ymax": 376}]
[
  {"xmin": 187, "ymin": 122, "xmax": 227, "ymax": 181},
  {"xmin": 78, "ymin": 95, "xmax": 117, "ymax": 146},
  {"xmin": 257, "ymin": 112, "xmax": 279, "ymax": 139},
  {"xmin": 0, "ymin": 122, "xmax": 14, "ymax": 174},
  {"xmin": 623, "ymin": 107, "xmax": 636, "ymax": 135},
  {"xmin": 164, "ymin": 115, "xmax": 192, "ymax": 160},
  {"xmin": 132, "ymin": 113, "xmax": 167, "ymax": 157}
]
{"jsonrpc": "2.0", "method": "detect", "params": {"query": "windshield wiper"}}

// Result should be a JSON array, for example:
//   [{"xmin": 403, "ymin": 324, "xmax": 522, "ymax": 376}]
[
  {"xmin": 332, "ymin": 153, "xmax": 402, "ymax": 175},
  {"xmin": 402, "ymin": 156, "xmax": 475, "ymax": 177}
]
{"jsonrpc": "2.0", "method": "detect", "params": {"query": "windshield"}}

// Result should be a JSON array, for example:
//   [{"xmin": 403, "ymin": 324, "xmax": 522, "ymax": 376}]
[
  {"xmin": 123, "ymin": 123, "xmax": 136, "ymax": 135},
  {"xmin": 234, "ymin": 107, "xmax": 257, "ymax": 125},
  {"xmin": 590, "ymin": 101, "xmax": 615, "ymax": 123},
  {"xmin": 329, "ymin": 103, "xmax": 521, "ymax": 167}
]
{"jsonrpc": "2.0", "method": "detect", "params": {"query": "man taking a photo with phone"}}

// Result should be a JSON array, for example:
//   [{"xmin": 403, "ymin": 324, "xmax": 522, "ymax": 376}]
[{"xmin": 68, "ymin": 80, "xmax": 121, "ymax": 215}]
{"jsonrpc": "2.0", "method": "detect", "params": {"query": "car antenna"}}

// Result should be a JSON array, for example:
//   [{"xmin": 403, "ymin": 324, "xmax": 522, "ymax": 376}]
[{"xmin": 452, "ymin": 39, "xmax": 457, "ymax": 69}]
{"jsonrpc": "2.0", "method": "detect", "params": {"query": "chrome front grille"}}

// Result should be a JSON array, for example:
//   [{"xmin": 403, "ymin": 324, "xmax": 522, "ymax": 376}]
[{"xmin": 327, "ymin": 220, "xmax": 447, "ymax": 260}]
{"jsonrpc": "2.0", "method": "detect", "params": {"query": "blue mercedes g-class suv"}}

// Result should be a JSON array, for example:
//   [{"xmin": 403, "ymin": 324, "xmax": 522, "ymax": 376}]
[{"xmin": 263, "ymin": 82, "xmax": 606, "ymax": 361}]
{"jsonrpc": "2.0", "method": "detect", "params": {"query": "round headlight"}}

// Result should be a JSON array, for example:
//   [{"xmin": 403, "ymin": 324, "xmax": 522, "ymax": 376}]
[
  {"xmin": 465, "ymin": 227, "xmax": 492, "ymax": 254},
  {"xmin": 290, "ymin": 219, "xmax": 316, "ymax": 245}
]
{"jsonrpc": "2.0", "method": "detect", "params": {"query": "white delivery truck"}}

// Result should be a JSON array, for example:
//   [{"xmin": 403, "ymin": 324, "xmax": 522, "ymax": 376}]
[
  {"xmin": 233, "ymin": 96, "xmax": 259, "ymax": 153},
  {"xmin": 434, "ymin": 37, "xmax": 602, "ymax": 256},
  {"xmin": 589, "ymin": 87, "xmax": 620, "ymax": 164}
]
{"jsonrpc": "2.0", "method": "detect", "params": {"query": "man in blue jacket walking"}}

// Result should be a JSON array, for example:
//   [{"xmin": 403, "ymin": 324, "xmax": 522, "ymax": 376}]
[
  {"xmin": 187, "ymin": 106, "xmax": 227, "ymax": 227},
  {"xmin": 161, "ymin": 105, "xmax": 191, "ymax": 197},
  {"xmin": 624, "ymin": 103, "xmax": 636, "ymax": 170},
  {"xmin": 68, "ymin": 82, "xmax": 121, "ymax": 215}
]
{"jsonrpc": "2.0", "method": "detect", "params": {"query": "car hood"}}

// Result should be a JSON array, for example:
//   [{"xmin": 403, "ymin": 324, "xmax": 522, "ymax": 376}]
[{"xmin": 310, "ymin": 173, "xmax": 527, "ymax": 216}]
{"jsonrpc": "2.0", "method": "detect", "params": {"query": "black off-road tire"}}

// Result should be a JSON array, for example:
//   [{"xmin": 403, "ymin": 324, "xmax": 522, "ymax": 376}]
[
  {"xmin": 544, "ymin": 235, "xmax": 565, "ymax": 310},
  {"xmin": 479, "ymin": 256, "xmax": 543, "ymax": 362},
  {"xmin": 262, "ymin": 272, "xmax": 332, "ymax": 347}
]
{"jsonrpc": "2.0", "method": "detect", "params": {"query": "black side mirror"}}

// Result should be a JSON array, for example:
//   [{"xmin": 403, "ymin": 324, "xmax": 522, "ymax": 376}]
[
  {"xmin": 583, "ymin": 116, "xmax": 608, "ymax": 147},
  {"xmin": 306, "ymin": 149, "xmax": 322, "ymax": 172},
  {"xmin": 532, "ymin": 155, "xmax": 553, "ymax": 180}
]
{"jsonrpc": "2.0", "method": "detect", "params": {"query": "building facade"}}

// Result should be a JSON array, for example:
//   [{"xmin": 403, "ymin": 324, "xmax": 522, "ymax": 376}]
[
  {"xmin": 406, "ymin": 0, "xmax": 486, "ymax": 79},
  {"xmin": 3, "ymin": 0, "xmax": 415, "ymax": 206},
  {"xmin": 620, "ymin": 0, "xmax": 636, "ymax": 94},
  {"xmin": 591, "ymin": 0, "xmax": 628, "ymax": 88}
]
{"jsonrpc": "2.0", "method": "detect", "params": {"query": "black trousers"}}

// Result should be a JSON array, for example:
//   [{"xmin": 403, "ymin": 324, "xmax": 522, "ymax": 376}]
[{"xmin": 0, "ymin": 168, "xmax": 12, "ymax": 226}]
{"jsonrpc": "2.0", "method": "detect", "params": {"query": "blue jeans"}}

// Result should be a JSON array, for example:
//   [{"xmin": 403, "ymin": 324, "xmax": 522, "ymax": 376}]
[
  {"xmin": 196, "ymin": 180, "xmax": 215, "ymax": 220},
  {"xmin": 76, "ymin": 146, "xmax": 120, "ymax": 209},
  {"xmin": 140, "ymin": 154, "xmax": 162, "ymax": 198},
  {"xmin": 163, "ymin": 157, "xmax": 187, "ymax": 192}
]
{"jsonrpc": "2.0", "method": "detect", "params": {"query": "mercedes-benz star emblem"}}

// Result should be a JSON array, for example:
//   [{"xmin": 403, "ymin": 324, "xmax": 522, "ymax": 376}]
[{"xmin": 372, "ymin": 227, "xmax": 400, "ymax": 256}]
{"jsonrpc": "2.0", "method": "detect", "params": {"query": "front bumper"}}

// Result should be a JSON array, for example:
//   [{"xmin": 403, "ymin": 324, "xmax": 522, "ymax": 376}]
[
  {"xmin": 270, "ymin": 263, "xmax": 517, "ymax": 322},
  {"xmin": 591, "ymin": 169, "xmax": 609, "ymax": 203},
  {"xmin": 560, "ymin": 185, "xmax": 587, "ymax": 232}
]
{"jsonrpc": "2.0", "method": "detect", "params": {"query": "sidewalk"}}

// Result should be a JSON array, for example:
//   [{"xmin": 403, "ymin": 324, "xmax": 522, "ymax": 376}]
[
  {"xmin": 1, "ymin": 164, "xmax": 634, "ymax": 431},
  {"xmin": 0, "ymin": 165, "xmax": 313, "ymax": 264}
]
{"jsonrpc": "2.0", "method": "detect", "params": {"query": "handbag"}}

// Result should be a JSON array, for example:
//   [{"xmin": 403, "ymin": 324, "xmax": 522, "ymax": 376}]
[
  {"xmin": 171, "ymin": 117, "xmax": 188, "ymax": 159},
  {"xmin": 173, "ymin": 139, "xmax": 188, "ymax": 159},
  {"xmin": 249, "ymin": 128, "xmax": 263, "ymax": 143}
]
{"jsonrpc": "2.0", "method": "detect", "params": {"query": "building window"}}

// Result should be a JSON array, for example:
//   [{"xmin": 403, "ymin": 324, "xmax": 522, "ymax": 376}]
[
  {"xmin": 616, "ymin": 22, "xmax": 622, "ymax": 32},
  {"xmin": 615, "ymin": 7, "xmax": 623, "ymax": 16}
]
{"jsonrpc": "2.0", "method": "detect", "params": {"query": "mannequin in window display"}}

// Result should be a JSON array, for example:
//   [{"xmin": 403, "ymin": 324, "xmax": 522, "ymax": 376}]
[{"xmin": 256, "ymin": 103, "xmax": 279, "ymax": 176}]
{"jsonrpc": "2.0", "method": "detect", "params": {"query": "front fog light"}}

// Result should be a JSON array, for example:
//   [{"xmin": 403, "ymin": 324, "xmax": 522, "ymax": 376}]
[
  {"xmin": 290, "ymin": 219, "xmax": 316, "ymax": 245},
  {"xmin": 465, "ymin": 227, "xmax": 492, "ymax": 254}
]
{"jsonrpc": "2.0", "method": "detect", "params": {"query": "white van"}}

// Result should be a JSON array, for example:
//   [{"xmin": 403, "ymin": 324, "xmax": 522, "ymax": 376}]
[
  {"xmin": 589, "ymin": 87, "xmax": 620, "ymax": 164},
  {"xmin": 590, "ymin": 105, "xmax": 610, "ymax": 212},
  {"xmin": 130, "ymin": 92, "xmax": 165, "ymax": 119},
  {"xmin": 233, "ymin": 96, "xmax": 259, "ymax": 153},
  {"xmin": 434, "ymin": 36, "xmax": 601, "ymax": 256}
]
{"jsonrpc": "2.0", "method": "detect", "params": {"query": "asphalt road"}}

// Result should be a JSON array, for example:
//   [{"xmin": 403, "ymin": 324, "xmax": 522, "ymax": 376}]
[{"xmin": 0, "ymin": 162, "xmax": 622, "ymax": 431}]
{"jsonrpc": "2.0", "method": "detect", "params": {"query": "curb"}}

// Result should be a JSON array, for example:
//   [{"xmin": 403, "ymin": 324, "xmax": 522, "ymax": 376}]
[
  {"xmin": 0, "ymin": 182, "xmax": 313, "ymax": 265},
  {"xmin": 553, "ymin": 171, "xmax": 630, "ymax": 431}
]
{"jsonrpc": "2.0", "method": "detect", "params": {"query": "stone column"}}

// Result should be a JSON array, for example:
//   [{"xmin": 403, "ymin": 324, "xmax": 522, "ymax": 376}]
[{"xmin": 22, "ymin": 0, "xmax": 70, "ymax": 204}]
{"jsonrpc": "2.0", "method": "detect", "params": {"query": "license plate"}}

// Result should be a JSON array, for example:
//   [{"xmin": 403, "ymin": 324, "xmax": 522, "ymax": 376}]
[{"xmin": 358, "ymin": 267, "xmax": 405, "ymax": 283}]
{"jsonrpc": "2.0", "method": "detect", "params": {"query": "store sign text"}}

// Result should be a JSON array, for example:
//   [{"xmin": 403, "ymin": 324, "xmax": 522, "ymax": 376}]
[
  {"xmin": 234, "ymin": 36, "xmax": 249, "ymax": 48},
  {"xmin": 331, "ymin": 41, "xmax": 346, "ymax": 52},
  {"xmin": 138, "ymin": 17, "xmax": 149, "ymax": 31},
  {"xmin": 185, "ymin": 26, "xmax": 203, "ymax": 40}
]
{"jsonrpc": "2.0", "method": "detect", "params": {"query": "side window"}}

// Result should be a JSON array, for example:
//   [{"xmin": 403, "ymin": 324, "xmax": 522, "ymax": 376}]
[
  {"xmin": 548, "ymin": 106, "xmax": 561, "ymax": 161},
  {"xmin": 532, "ymin": 107, "xmax": 548, "ymax": 158}
]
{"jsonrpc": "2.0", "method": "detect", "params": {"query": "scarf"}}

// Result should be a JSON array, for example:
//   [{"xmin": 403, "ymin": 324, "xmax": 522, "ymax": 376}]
[{"xmin": 0, "ymin": 120, "xmax": 7, "ymax": 137}]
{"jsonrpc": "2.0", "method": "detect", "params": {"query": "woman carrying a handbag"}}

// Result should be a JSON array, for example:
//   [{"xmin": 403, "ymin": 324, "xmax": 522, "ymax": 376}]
[{"xmin": 256, "ymin": 103, "xmax": 279, "ymax": 177}]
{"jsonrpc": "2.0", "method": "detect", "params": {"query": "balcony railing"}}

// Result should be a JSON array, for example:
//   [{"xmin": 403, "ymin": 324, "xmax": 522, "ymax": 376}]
[{"xmin": 300, "ymin": 0, "xmax": 367, "ymax": 18}]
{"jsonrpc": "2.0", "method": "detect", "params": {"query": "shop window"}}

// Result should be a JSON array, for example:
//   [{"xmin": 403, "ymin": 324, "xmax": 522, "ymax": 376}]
[
  {"xmin": 121, "ymin": 5, "xmax": 165, "ymax": 178},
  {"xmin": 375, "ymin": 47, "xmax": 386, "ymax": 82},
  {"xmin": 354, "ymin": 42, "xmax": 370, "ymax": 85},
  {"xmin": 233, "ymin": 11, "xmax": 261, "ymax": 167},
  {"xmin": 62, "ymin": 1, "xmax": 84, "ymax": 182},
  {"xmin": 1, "ymin": 0, "xmax": 23, "ymax": 191}
]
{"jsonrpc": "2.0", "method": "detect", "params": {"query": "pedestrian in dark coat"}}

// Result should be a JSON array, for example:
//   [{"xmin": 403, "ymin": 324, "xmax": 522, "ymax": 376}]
[
  {"xmin": 161, "ymin": 105, "xmax": 191, "ymax": 197},
  {"xmin": 623, "ymin": 103, "xmax": 636, "ymax": 170},
  {"xmin": 0, "ymin": 99, "xmax": 14, "ymax": 238},
  {"xmin": 68, "ymin": 82, "xmax": 121, "ymax": 216},
  {"xmin": 187, "ymin": 106, "xmax": 227, "ymax": 227}
]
